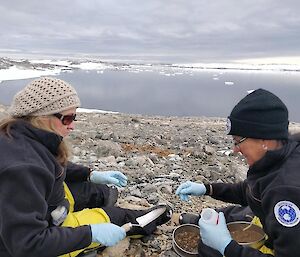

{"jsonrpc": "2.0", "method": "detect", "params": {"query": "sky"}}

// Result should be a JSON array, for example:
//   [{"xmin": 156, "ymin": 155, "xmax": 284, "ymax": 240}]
[{"xmin": 1, "ymin": 0, "xmax": 300, "ymax": 63}]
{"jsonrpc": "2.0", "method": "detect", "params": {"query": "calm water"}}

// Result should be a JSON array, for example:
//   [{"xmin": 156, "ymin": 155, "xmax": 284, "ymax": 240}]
[{"xmin": 1, "ymin": 69, "xmax": 300, "ymax": 122}]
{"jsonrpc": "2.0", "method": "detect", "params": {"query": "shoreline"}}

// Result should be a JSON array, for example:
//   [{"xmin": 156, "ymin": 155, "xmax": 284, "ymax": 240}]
[{"xmin": 1, "ymin": 102, "xmax": 300, "ymax": 128}]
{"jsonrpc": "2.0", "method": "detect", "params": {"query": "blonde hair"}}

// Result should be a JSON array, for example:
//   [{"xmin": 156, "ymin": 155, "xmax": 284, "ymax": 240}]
[{"xmin": 0, "ymin": 116, "xmax": 70, "ymax": 166}]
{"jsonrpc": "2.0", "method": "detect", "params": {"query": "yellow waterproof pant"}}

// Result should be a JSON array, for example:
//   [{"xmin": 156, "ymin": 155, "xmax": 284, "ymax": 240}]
[
  {"xmin": 251, "ymin": 216, "xmax": 274, "ymax": 255},
  {"xmin": 59, "ymin": 183, "xmax": 110, "ymax": 257}
]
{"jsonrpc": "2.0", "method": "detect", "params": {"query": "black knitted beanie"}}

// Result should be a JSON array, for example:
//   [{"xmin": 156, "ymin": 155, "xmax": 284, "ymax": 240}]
[{"xmin": 227, "ymin": 89, "xmax": 289, "ymax": 140}]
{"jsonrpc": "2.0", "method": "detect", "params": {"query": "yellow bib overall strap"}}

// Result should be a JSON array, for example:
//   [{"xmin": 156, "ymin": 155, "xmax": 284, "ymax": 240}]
[
  {"xmin": 251, "ymin": 216, "xmax": 274, "ymax": 255},
  {"xmin": 59, "ymin": 183, "xmax": 111, "ymax": 257}
]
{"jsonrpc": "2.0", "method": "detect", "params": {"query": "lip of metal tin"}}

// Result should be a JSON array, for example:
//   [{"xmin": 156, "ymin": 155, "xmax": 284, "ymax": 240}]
[{"xmin": 172, "ymin": 224, "xmax": 200, "ymax": 257}]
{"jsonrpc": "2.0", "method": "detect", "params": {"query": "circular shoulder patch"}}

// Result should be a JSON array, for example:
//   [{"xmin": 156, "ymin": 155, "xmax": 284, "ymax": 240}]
[
  {"xmin": 226, "ymin": 118, "xmax": 231, "ymax": 134},
  {"xmin": 274, "ymin": 201, "xmax": 300, "ymax": 227}
]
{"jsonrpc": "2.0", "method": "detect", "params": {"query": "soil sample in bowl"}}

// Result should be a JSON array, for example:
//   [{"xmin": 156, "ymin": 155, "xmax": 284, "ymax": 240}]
[
  {"xmin": 230, "ymin": 229, "xmax": 262, "ymax": 243},
  {"xmin": 175, "ymin": 230, "xmax": 200, "ymax": 253},
  {"xmin": 228, "ymin": 222, "xmax": 265, "ymax": 245}
]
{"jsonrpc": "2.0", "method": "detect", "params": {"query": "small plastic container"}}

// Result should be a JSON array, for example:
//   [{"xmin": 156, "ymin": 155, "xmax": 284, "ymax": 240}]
[{"xmin": 200, "ymin": 208, "xmax": 219, "ymax": 225}]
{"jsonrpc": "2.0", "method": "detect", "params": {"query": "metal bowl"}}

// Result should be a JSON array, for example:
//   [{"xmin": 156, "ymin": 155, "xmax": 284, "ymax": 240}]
[
  {"xmin": 172, "ymin": 224, "xmax": 200, "ymax": 257},
  {"xmin": 227, "ymin": 221, "xmax": 266, "ymax": 249}
]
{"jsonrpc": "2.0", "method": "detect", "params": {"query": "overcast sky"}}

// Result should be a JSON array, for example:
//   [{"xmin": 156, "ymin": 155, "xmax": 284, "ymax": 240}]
[{"xmin": 1, "ymin": 0, "xmax": 300, "ymax": 63}]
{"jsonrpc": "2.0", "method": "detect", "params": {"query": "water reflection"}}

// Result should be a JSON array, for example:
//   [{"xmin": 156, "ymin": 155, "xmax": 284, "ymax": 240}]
[{"xmin": 1, "ymin": 69, "xmax": 300, "ymax": 122}]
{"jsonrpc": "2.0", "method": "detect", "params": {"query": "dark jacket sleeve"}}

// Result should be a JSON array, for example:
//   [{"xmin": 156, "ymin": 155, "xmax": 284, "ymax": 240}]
[
  {"xmin": 65, "ymin": 162, "xmax": 91, "ymax": 182},
  {"xmin": 0, "ymin": 164, "xmax": 92, "ymax": 257},
  {"xmin": 225, "ymin": 240, "xmax": 274, "ymax": 257},
  {"xmin": 208, "ymin": 181, "xmax": 249, "ymax": 206},
  {"xmin": 225, "ymin": 185, "xmax": 300, "ymax": 257},
  {"xmin": 260, "ymin": 186, "xmax": 300, "ymax": 257}
]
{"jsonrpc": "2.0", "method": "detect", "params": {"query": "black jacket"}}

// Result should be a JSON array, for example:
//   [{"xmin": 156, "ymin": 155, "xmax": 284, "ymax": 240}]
[
  {"xmin": 210, "ymin": 140, "xmax": 300, "ymax": 257},
  {"xmin": 0, "ymin": 121, "xmax": 91, "ymax": 257}
]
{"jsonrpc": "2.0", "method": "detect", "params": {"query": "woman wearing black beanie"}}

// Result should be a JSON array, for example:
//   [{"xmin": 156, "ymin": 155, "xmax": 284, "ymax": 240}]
[{"xmin": 176, "ymin": 89, "xmax": 299, "ymax": 257}]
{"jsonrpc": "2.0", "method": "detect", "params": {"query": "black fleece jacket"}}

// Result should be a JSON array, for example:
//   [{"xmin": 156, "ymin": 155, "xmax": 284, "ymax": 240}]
[
  {"xmin": 208, "ymin": 140, "xmax": 300, "ymax": 257},
  {"xmin": 0, "ymin": 121, "xmax": 92, "ymax": 257}
]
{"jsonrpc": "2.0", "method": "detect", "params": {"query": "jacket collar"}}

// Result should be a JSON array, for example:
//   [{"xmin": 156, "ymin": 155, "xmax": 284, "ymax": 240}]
[
  {"xmin": 10, "ymin": 120, "xmax": 63, "ymax": 156},
  {"xmin": 247, "ymin": 140, "xmax": 298, "ymax": 178}
]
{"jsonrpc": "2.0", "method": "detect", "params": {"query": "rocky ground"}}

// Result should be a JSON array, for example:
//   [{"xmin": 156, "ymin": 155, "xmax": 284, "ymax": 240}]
[
  {"xmin": 1, "ymin": 104, "xmax": 299, "ymax": 257},
  {"xmin": 70, "ymin": 111, "xmax": 248, "ymax": 257}
]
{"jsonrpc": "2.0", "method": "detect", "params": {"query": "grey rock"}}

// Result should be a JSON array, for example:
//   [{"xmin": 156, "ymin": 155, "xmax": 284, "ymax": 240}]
[{"xmin": 94, "ymin": 140, "xmax": 123, "ymax": 157}]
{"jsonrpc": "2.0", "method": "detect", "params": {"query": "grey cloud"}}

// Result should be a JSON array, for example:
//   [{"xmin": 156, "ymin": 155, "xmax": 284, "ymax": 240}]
[{"xmin": 1, "ymin": 0, "xmax": 300, "ymax": 62}]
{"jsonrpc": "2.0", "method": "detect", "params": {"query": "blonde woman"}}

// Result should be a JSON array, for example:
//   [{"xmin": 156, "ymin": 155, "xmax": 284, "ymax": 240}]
[{"xmin": 0, "ymin": 77, "xmax": 171, "ymax": 257}]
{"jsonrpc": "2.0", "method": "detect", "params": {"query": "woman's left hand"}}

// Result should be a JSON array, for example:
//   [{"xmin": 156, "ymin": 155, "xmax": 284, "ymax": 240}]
[
  {"xmin": 198, "ymin": 212, "xmax": 232, "ymax": 255},
  {"xmin": 90, "ymin": 170, "xmax": 128, "ymax": 187}
]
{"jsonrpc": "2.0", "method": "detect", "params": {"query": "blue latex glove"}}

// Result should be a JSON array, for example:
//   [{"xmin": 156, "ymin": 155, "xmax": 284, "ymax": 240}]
[
  {"xmin": 90, "ymin": 223, "xmax": 126, "ymax": 247},
  {"xmin": 175, "ymin": 181, "xmax": 206, "ymax": 201},
  {"xmin": 198, "ymin": 212, "xmax": 232, "ymax": 255},
  {"xmin": 90, "ymin": 170, "xmax": 128, "ymax": 187}
]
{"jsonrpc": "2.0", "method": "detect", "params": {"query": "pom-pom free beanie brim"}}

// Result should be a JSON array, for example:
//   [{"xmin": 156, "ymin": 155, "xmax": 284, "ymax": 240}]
[
  {"xmin": 9, "ymin": 77, "xmax": 81, "ymax": 117},
  {"xmin": 227, "ymin": 89, "xmax": 289, "ymax": 140}
]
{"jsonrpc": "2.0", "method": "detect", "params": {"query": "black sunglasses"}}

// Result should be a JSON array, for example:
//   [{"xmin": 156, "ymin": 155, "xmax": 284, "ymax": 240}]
[{"xmin": 53, "ymin": 113, "xmax": 77, "ymax": 125}]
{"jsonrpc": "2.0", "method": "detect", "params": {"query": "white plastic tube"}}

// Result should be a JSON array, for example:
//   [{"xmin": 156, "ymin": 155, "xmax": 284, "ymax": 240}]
[{"xmin": 200, "ymin": 208, "xmax": 219, "ymax": 224}]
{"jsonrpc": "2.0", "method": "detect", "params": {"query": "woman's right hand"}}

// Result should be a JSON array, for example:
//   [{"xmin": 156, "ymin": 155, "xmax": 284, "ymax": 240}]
[
  {"xmin": 90, "ymin": 223, "xmax": 126, "ymax": 246},
  {"xmin": 175, "ymin": 181, "xmax": 206, "ymax": 201}
]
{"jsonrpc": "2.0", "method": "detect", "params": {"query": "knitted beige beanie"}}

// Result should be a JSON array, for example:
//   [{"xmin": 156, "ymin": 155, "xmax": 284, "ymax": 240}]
[{"xmin": 9, "ymin": 77, "xmax": 81, "ymax": 117}]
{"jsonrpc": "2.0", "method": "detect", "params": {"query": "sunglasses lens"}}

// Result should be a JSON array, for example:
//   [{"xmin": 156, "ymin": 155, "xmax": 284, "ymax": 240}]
[{"xmin": 62, "ymin": 114, "xmax": 76, "ymax": 125}]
